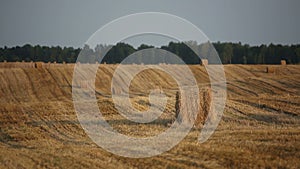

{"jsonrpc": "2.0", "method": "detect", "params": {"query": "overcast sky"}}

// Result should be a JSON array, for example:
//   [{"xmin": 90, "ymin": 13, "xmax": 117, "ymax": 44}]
[{"xmin": 0, "ymin": 0, "xmax": 299, "ymax": 48}]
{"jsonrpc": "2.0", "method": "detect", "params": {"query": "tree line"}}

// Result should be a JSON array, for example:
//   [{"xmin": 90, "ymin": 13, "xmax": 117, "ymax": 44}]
[{"xmin": 0, "ymin": 42, "xmax": 300, "ymax": 64}]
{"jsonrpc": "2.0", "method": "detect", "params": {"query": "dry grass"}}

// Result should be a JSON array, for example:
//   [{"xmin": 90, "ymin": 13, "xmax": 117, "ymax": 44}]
[{"xmin": 0, "ymin": 64, "xmax": 299, "ymax": 168}]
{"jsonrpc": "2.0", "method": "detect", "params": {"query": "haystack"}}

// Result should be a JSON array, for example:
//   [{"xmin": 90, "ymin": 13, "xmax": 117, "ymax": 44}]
[
  {"xmin": 201, "ymin": 59, "xmax": 208, "ymax": 66},
  {"xmin": 175, "ymin": 91, "xmax": 181, "ymax": 118},
  {"xmin": 34, "ymin": 62, "xmax": 44, "ymax": 69},
  {"xmin": 266, "ymin": 66, "xmax": 275, "ymax": 73},
  {"xmin": 198, "ymin": 88, "xmax": 213, "ymax": 124},
  {"xmin": 175, "ymin": 87, "xmax": 213, "ymax": 128}
]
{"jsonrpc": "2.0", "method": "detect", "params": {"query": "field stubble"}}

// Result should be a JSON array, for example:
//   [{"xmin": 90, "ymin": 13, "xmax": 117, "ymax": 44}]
[{"xmin": 0, "ymin": 64, "xmax": 299, "ymax": 168}]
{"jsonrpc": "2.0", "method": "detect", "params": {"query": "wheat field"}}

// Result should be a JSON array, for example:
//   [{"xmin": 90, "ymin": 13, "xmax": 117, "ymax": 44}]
[{"xmin": 0, "ymin": 64, "xmax": 299, "ymax": 168}]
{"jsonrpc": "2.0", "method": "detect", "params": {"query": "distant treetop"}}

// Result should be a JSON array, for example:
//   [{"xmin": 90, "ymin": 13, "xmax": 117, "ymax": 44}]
[{"xmin": 0, "ymin": 42, "xmax": 299, "ymax": 64}]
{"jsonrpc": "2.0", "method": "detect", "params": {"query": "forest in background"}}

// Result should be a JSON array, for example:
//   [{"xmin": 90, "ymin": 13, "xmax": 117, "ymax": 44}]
[{"xmin": 0, "ymin": 42, "xmax": 300, "ymax": 64}]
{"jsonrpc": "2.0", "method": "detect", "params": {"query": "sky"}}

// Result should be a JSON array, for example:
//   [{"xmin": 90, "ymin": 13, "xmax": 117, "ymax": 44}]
[{"xmin": 0, "ymin": 0, "xmax": 300, "ymax": 48}]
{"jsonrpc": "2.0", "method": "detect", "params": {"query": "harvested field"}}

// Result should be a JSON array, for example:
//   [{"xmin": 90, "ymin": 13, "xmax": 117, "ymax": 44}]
[{"xmin": 0, "ymin": 64, "xmax": 299, "ymax": 168}]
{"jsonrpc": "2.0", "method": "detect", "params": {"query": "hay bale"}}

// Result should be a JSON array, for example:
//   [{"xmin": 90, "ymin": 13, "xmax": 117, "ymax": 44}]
[
  {"xmin": 175, "ymin": 91, "xmax": 181, "ymax": 119},
  {"xmin": 198, "ymin": 88, "xmax": 213, "ymax": 124},
  {"xmin": 281, "ymin": 60, "xmax": 286, "ymax": 65},
  {"xmin": 266, "ymin": 66, "xmax": 275, "ymax": 73},
  {"xmin": 201, "ymin": 59, "xmax": 208, "ymax": 66},
  {"xmin": 34, "ymin": 62, "xmax": 44, "ymax": 68},
  {"xmin": 175, "ymin": 87, "xmax": 212, "ymax": 128}
]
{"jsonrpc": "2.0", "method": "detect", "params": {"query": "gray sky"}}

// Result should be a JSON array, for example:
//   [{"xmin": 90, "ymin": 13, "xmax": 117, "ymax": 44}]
[{"xmin": 0, "ymin": 0, "xmax": 299, "ymax": 48}]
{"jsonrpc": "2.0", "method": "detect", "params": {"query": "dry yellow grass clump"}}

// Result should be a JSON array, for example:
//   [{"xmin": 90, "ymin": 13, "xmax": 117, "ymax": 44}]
[{"xmin": 281, "ymin": 60, "xmax": 287, "ymax": 65}]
